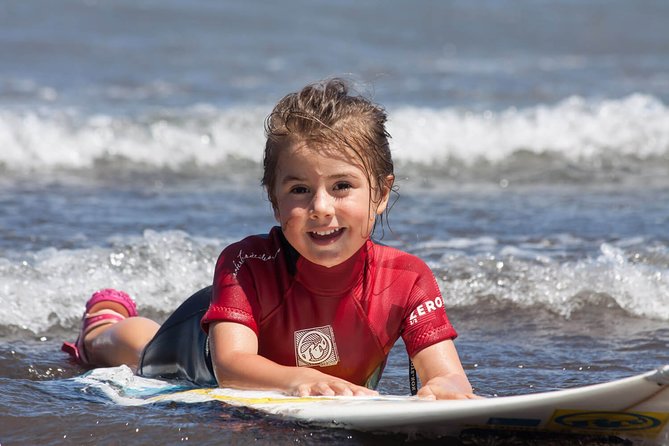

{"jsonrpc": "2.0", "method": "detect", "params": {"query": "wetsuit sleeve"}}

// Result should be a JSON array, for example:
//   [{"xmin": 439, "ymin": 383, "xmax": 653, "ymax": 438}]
[
  {"xmin": 400, "ymin": 258, "xmax": 457, "ymax": 358},
  {"xmin": 201, "ymin": 244, "xmax": 260, "ymax": 335}
]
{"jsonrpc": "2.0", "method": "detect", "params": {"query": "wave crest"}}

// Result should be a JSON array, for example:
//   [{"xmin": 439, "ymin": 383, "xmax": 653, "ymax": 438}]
[{"xmin": 2, "ymin": 95, "xmax": 668, "ymax": 182}]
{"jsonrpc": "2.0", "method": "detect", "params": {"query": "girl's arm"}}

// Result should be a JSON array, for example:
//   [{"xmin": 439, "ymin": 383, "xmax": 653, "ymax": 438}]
[
  {"xmin": 412, "ymin": 339, "xmax": 479, "ymax": 400},
  {"xmin": 209, "ymin": 321, "xmax": 377, "ymax": 397}
]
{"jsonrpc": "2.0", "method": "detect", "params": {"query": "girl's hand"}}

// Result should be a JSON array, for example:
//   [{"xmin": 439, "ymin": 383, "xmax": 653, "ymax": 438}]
[
  {"xmin": 289, "ymin": 371, "xmax": 378, "ymax": 397},
  {"xmin": 416, "ymin": 375, "xmax": 481, "ymax": 400},
  {"xmin": 411, "ymin": 339, "xmax": 479, "ymax": 400}
]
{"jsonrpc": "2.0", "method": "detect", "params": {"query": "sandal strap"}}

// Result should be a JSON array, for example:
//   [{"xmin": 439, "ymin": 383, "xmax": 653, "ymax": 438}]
[
  {"xmin": 61, "ymin": 308, "xmax": 128, "ymax": 365},
  {"xmin": 82, "ymin": 309, "xmax": 126, "ymax": 334}
]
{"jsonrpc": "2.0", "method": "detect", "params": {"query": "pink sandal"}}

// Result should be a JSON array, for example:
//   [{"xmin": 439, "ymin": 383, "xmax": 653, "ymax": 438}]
[{"xmin": 61, "ymin": 289, "xmax": 138, "ymax": 365}]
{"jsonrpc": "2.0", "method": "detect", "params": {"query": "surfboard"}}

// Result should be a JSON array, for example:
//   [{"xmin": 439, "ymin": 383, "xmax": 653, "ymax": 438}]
[{"xmin": 78, "ymin": 364, "xmax": 669, "ymax": 442}]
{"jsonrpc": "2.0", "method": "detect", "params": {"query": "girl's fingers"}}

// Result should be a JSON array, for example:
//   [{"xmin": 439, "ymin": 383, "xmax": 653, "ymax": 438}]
[
  {"xmin": 353, "ymin": 385, "xmax": 378, "ymax": 396},
  {"xmin": 329, "ymin": 381, "xmax": 353, "ymax": 396},
  {"xmin": 294, "ymin": 380, "xmax": 378, "ymax": 397},
  {"xmin": 315, "ymin": 382, "xmax": 336, "ymax": 396}
]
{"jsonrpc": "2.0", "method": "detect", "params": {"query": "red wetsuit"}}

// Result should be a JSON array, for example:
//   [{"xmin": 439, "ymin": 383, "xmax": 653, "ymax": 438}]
[{"xmin": 201, "ymin": 227, "xmax": 457, "ymax": 388}]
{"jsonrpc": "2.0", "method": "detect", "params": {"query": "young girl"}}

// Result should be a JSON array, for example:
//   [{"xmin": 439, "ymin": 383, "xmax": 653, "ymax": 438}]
[{"xmin": 63, "ymin": 79, "xmax": 476, "ymax": 400}]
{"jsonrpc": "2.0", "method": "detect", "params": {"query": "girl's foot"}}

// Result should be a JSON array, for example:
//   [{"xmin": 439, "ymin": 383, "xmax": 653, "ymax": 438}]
[{"xmin": 61, "ymin": 289, "xmax": 138, "ymax": 365}]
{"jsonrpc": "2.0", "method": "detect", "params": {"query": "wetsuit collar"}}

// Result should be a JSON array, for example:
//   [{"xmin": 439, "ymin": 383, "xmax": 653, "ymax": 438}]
[{"xmin": 294, "ymin": 241, "xmax": 370, "ymax": 296}]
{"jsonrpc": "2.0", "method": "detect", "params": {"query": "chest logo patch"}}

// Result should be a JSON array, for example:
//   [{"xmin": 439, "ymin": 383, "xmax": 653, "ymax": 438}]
[{"xmin": 294, "ymin": 325, "xmax": 339, "ymax": 367}]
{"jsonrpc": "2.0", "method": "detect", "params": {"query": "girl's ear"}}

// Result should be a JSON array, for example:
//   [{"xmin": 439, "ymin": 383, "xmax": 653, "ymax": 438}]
[{"xmin": 375, "ymin": 175, "xmax": 395, "ymax": 215}]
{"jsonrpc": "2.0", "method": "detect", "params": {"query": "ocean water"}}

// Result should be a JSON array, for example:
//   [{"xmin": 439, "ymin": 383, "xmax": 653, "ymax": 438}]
[{"xmin": 2, "ymin": 0, "xmax": 669, "ymax": 444}]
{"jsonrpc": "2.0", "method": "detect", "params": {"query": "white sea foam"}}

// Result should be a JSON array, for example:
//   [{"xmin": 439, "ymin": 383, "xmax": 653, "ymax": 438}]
[
  {"xmin": 438, "ymin": 239, "xmax": 669, "ymax": 320},
  {"xmin": 2, "ymin": 230, "xmax": 668, "ymax": 333},
  {"xmin": 389, "ymin": 94, "xmax": 669, "ymax": 165},
  {"xmin": 1, "ymin": 95, "xmax": 668, "ymax": 175},
  {"xmin": 0, "ymin": 230, "xmax": 222, "ymax": 333},
  {"xmin": 0, "ymin": 105, "xmax": 268, "ymax": 171}
]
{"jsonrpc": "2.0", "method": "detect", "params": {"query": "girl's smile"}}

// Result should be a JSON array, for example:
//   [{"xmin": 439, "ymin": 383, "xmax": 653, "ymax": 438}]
[
  {"xmin": 273, "ymin": 142, "xmax": 391, "ymax": 268},
  {"xmin": 308, "ymin": 227, "xmax": 344, "ymax": 243}
]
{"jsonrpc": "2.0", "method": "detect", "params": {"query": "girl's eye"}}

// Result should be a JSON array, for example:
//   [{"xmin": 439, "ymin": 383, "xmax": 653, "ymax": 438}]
[
  {"xmin": 334, "ymin": 182, "xmax": 352, "ymax": 191},
  {"xmin": 290, "ymin": 186, "xmax": 309, "ymax": 194}
]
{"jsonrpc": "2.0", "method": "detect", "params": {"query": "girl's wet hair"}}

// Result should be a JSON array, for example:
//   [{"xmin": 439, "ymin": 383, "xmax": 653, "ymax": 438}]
[{"xmin": 262, "ymin": 78, "xmax": 395, "ymax": 229}]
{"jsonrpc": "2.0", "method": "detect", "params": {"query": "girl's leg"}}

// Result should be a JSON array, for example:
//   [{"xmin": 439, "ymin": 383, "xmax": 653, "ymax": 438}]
[
  {"xmin": 62, "ymin": 290, "xmax": 160, "ymax": 371},
  {"xmin": 84, "ymin": 313, "xmax": 160, "ymax": 371}
]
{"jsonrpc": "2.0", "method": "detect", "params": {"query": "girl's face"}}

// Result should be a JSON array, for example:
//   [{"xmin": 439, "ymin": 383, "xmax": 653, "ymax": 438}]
[{"xmin": 273, "ymin": 142, "xmax": 391, "ymax": 268}]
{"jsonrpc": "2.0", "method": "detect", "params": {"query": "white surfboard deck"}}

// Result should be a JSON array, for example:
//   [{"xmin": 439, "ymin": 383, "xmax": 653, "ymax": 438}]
[{"xmin": 78, "ymin": 365, "xmax": 669, "ymax": 441}]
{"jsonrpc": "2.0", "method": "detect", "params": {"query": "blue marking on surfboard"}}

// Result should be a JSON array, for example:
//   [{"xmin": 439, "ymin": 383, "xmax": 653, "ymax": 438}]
[
  {"xmin": 121, "ymin": 385, "xmax": 193, "ymax": 398},
  {"xmin": 80, "ymin": 369, "xmax": 191, "ymax": 398}
]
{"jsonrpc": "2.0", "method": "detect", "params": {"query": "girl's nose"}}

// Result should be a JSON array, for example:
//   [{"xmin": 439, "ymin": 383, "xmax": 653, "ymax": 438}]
[{"xmin": 310, "ymin": 189, "xmax": 334, "ymax": 219}]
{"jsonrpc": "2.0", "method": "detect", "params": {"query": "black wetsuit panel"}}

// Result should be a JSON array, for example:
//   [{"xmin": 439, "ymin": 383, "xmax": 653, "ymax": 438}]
[{"xmin": 138, "ymin": 286, "xmax": 217, "ymax": 386}]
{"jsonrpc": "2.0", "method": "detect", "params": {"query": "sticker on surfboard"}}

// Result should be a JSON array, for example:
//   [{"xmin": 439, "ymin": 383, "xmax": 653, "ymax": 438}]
[{"xmin": 547, "ymin": 409, "xmax": 669, "ymax": 437}]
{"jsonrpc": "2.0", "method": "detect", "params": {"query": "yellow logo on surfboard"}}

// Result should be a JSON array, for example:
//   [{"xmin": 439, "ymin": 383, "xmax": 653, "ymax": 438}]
[{"xmin": 548, "ymin": 409, "xmax": 669, "ymax": 437}]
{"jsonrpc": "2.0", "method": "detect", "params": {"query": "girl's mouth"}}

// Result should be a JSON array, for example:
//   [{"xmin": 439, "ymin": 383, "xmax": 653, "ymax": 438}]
[{"xmin": 308, "ymin": 227, "xmax": 344, "ymax": 242}]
